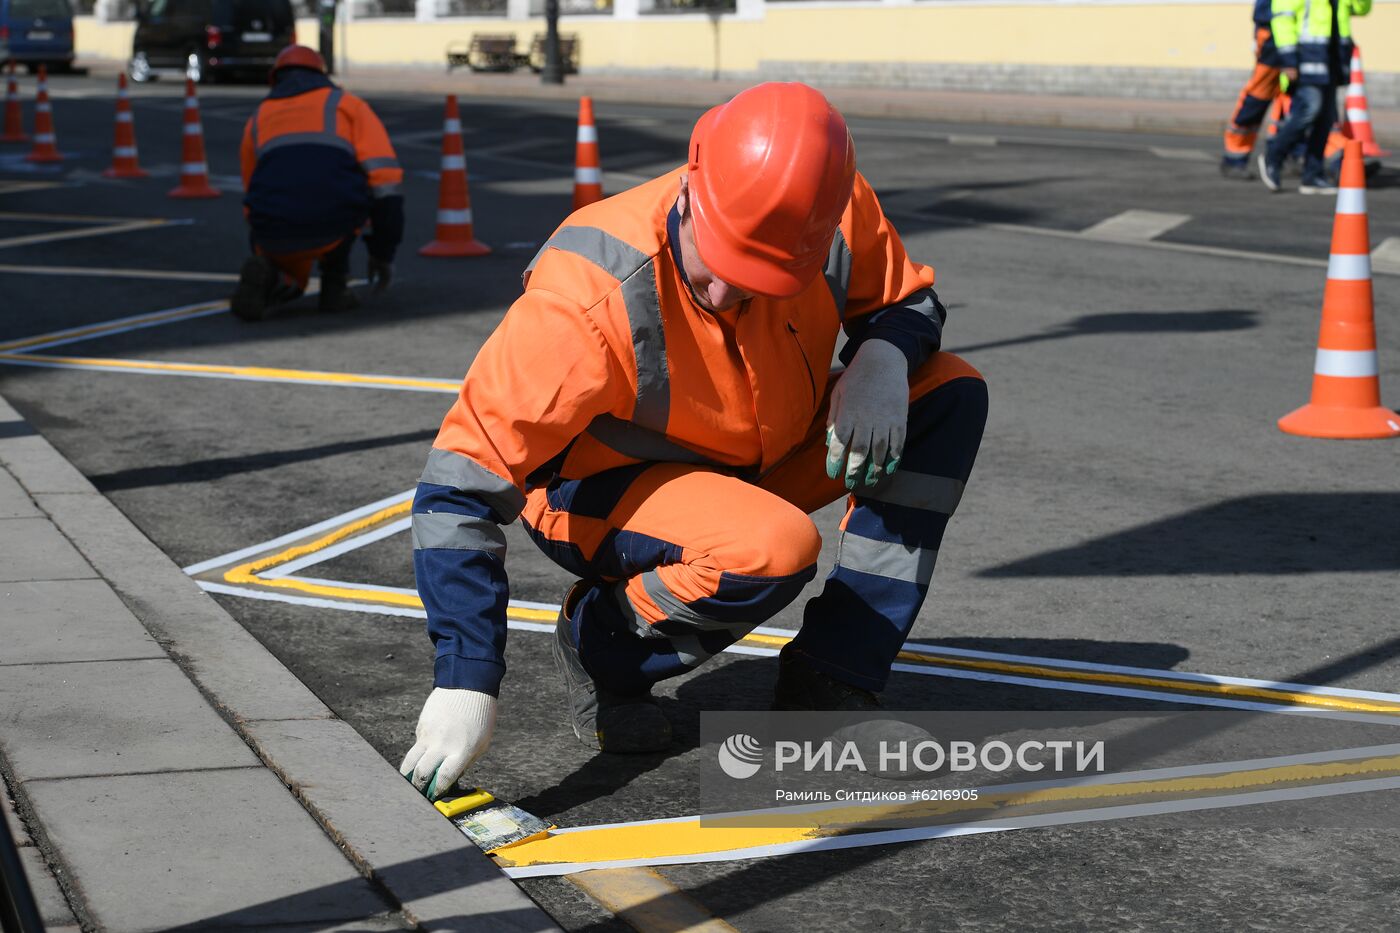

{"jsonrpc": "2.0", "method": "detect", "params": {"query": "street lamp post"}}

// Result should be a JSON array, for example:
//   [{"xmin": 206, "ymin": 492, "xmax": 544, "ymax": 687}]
[{"xmin": 541, "ymin": 0, "xmax": 564, "ymax": 85}]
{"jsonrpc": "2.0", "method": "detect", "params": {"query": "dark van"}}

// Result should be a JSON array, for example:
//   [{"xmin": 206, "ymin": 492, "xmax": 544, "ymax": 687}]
[
  {"xmin": 1, "ymin": 0, "xmax": 76, "ymax": 73},
  {"xmin": 129, "ymin": 0, "xmax": 293, "ymax": 84}
]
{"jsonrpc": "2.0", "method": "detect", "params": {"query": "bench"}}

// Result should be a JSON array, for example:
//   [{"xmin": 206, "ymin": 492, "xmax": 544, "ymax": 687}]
[
  {"xmin": 527, "ymin": 33, "xmax": 579, "ymax": 74},
  {"xmin": 446, "ymin": 34, "xmax": 520, "ymax": 73}
]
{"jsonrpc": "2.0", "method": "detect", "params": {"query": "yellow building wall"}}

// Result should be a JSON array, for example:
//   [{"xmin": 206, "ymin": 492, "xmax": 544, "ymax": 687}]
[{"xmin": 73, "ymin": 2, "xmax": 1400, "ymax": 76}]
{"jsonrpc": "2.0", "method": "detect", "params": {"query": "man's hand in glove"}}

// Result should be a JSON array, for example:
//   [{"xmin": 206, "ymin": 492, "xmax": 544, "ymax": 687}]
[
  {"xmin": 826, "ymin": 338, "xmax": 910, "ymax": 490},
  {"xmin": 367, "ymin": 257, "xmax": 394, "ymax": 294},
  {"xmin": 399, "ymin": 687, "xmax": 496, "ymax": 800}
]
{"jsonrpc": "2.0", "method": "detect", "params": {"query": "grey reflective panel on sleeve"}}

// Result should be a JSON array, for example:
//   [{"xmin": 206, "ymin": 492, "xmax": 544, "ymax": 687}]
[
  {"xmin": 824, "ymin": 228, "xmax": 852, "ymax": 318},
  {"xmin": 411, "ymin": 510, "xmax": 508, "ymax": 558},
  {"xmin": 585, "ymin": 415, "xmax": 724, "ymax": 467},
  {"xmin": 540, "ymin": 225, "xmax": 651, "ymax": 280},
  {"xmin": 418, "ymin": 448, "xmax": 526, "ymax": 521},
  {"xmin": 836, "ymin": 532, "xmax": 940, "ymax": 586},
  {"xmin": 898, "ymin": 287, "xmax": 948, "ymax": 331},
  {"xmin": 860, "ymin": 471, "xmax": 965, "ymax": 514},
  {"xmin": 371, "ymin": 182, "xmax": 402, "ymax": 199},
  {"xmin": 360, "ymin": 156, "xmax": 401, "ymax": 172},
  {"xmin": 250, "ymin": 110, "xmax": 260, "ymax": 150}
]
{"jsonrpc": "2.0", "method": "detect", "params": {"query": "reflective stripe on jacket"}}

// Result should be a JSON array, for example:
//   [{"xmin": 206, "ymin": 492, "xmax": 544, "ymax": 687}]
[
  {"xmin": 413, "ymin": 167, "xmax": 946, "ymax": 693},
  {"xmin": 239, "ymin": 76, "xmax": 403, "ymax": 252},
  {"xmin": 1271, "ymin": 0, "xmax": 1371, "ymax": 84}
]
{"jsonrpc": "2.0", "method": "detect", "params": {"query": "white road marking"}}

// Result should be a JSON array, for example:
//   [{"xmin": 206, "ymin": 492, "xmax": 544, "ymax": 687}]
[
  {"xmin": 948, "ymin": 134, "xmax": 998, "ymax": 146},
  {"xmin": 0, "ymin": 264, "xmax": 238, "ymax": 282},
  {"xmin": 1149, "ymin": 147, "xmax": 1215, "ymax": 162},
  {"xmin": 1081, "ymin": 209, "xmax": 1192, "ymax": 242},
  {"xmin": 1371, "ymin": 237, "xmax": 1400, "ymax": 275}
]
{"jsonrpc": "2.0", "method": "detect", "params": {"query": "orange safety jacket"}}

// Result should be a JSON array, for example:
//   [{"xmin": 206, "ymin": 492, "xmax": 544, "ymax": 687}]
[
  {"xmin": 413, "ymin": 167, "xmax": 946, "ymax": 694},
  {"xmin": 239, "ymin": 71, "xmax": 404, "ymax": 257}
]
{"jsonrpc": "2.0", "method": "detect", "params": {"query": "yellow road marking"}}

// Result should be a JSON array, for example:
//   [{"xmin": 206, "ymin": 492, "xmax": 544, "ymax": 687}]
[
  {"xmin": 0, "ymin": 219, "xmax": 171, "ymax": 251},
  {"xmin": 0, "ymin": 352, "xmax": 463, "ymax": 393},
  {"xmin": 0, "ymin": 301, "xmax": 228, "ymax": 352},
  {"xmin": 495, "ymin": 753, "xmax": 1400, "ymax": 870},
  {"xmin": 570, "ymin": 868, "xmax": 741, "ymax": 933},
  {"xmin": 744, "ymin": 633, "xmax": 1400, "ymax": 715},
  {"xmin": 0, "ymin": 264, "xmax": 239, "ymax": 282},
  {"xmin": 211, "ymin": 502, "xmax": 1400, "ymax": 715}
]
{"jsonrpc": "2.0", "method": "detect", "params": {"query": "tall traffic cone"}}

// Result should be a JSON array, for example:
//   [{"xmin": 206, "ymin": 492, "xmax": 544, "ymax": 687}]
[
  {"xmin": 573, "ymin": 96, "xmax": 603, "ymax": 210},
  {"xmin": 167, "ymin": 78, "xmax": 220, "ymax": 199},
  {"xmin": 1279, "ymin": 141, "xmax": 1400, "ymax": 439},
  {"xmin": 24, "ymin": 65, "xmax": 61, "ymax": 163},
  {"xmin": 1343, "ymin": 45, "xmax": 1389, "ymax": 158},
  {"xmin": 419, "ymin": 95, "xmax": 489, "ymax": 258},
  {"xmin": 1, "ymin": 63, "xmax": 26, "ymax": 143},
  {"xmin": 102, "ymin": 73, "xmax": 148, "ymax": 179}
]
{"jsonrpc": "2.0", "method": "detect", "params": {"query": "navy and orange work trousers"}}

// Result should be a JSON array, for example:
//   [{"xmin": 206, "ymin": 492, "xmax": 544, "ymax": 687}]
[
  {"xmin": 1224, "ymin": 27, "xmax": 1283, "ymax": 159},
  {"xmin": 522, "ymin": 352, "xmax": 988, "ymax": 695},
  {"xmin": 254, "ymin": 235, "xmax": 353, "ymax": 292}
]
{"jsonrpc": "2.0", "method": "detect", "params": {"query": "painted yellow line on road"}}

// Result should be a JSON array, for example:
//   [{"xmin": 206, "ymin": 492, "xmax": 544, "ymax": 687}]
[
  {"xmin": 212, "ymin": 498, "xmax": 1400, "ymax": 714},
  {"xmin": 0, "ymin": 219, "xmax": 171, "ymax": 251},
  {"xmin": 0, "ymin": 351, "xmax": 463, "ymax": 393},
  {"xmin": 570, "ymin": 868, "xmax": 740, "ymax": 933},
  {"xmin": 745, "ymin": 633, "xmax": 1400, "ymax": 715},
  {"xmin": 0, "ymin": 302, "xmax": 228, "ymax": 353},
  {"xmin": 0, "ymin": 264, "xmax": 239, "ymax": 283},
  {"xmin": 495, "ymin": 752, "xmax": 1400, "ymax": 872}
]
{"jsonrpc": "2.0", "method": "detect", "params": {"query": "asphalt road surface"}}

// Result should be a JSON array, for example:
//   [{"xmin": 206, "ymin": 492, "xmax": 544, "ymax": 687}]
[{"xmin": 5, "ymin": 72, "xmax": 1400, "ymax": 931}]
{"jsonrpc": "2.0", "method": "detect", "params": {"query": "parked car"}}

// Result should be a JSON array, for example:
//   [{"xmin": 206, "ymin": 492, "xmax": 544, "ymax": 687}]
[
  {"xmin": 129, "ymin": 0, "xmax": 294, "ymax": 84},
  {"xmin": 0, "ymin": 0, "xmax": 76, "ymax": 73}
]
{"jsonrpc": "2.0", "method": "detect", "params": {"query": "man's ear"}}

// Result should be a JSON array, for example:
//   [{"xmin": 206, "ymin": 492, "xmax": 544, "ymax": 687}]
[{"xmin": 676, "ymin": 173, "xmax": 689, "ymax": 217}]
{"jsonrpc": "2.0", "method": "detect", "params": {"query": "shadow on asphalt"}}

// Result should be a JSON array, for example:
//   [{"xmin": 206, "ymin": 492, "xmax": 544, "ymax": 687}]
[
  {"xmin": 980, "ymin": 493, "xmax": 1400, "ymax": 576},
  {"xmin": 947, "ymin": 308, "xmax": 1259, "ymax": 355},
  {"xmin": 86, "ymin": 427, "xmax": 438, "ymax": 491}
]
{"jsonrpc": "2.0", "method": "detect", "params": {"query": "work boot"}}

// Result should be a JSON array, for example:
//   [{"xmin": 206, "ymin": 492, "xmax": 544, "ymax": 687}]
[
  {"xmin": 1219, "ymin": 155, "xmax": 1252, "ymax": 180},
  {"xmin": 230, "ymin": 256, "xmax": 276, "ymax": 321},
  {"xmin": 553, "ymin": 584, "xmax": 672, "ymax": 753},
  {"xmin": 772, "ymin": 644, "xmax": 931, "ymax": 778},
  {"xmin": 317, "ymin": 250, "xmax": 360, "ymax": 313}
]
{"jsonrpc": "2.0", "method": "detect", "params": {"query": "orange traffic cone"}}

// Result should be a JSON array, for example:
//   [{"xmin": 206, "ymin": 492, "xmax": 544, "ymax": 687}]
[
  {"xmin": 420, "ymin": 95, "xmax": 489, "ymax": 258},
  {"xmin": 1344, "ymin": 45, "xmax": 1389, "ymax": 158},
  {"xmin": 1279, "ymin": 141, "xmax": 1399, "ymax": 439},
  {"xmin": 102, "ymin": 73, "xmax": 148, "ymax": 179},
  {"xmin": 1, "ymin": 63, "xmax": 26, "ymax": 143},
  {"xmin": 167, "ymin": 78, "xmax": 220, "ymax": 199},
  {"xmin": 24, "ymin": 65, "xmax": 61, "ymax": 163},
  {"xmin": 573, "ymin": 95, "xmax": 602, "ymax": 210}
]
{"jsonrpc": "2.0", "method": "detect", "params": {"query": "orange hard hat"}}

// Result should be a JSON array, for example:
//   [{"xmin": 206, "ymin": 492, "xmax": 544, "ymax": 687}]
[
  {"xmin": 271, "ymin": 44, "xmax": 327, "ymax": 81},
  {"xmin": 687, "ymin": 83, "xmax": 855, "ymax": 299}
]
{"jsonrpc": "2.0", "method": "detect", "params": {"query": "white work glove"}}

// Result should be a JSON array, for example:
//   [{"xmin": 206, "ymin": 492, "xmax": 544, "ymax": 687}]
[
  {"xmin": 399, "ymin": 687, "xmax": 497, "ymax": 800},
  {"xmin": 826, "ymin": 338, "xmax": 910, "ymax": 490}
]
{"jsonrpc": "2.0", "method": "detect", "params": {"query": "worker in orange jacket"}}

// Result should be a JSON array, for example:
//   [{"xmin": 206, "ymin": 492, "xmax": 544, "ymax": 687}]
[
  {"xmin": 231, "ymin": 45, "xmax": 403, "ymax": 321},
  {"xmin": 400, "ymin": 83, "xmax": 988, "ymax": 798}
]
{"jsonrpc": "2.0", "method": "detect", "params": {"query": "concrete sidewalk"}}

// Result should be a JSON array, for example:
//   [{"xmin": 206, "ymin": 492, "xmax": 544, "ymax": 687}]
[{"xmin": 0, "ymin": 394, "xmax": 557, "ymax": 932}]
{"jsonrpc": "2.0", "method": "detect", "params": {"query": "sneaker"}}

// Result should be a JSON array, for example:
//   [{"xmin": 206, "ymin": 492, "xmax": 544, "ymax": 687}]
[
  {"xmin": 1299, "ymin": 177, "xmax": 1339, "ymax": 195},
  {"xmin": 553, "ymin": 584, "xmax": 671, "ymax": 753},
  {"xmin": 1219, "ymin": 156, "xmax": 1252, "ymax": 180},
  {"xmin": 1258, "ymin": 154, "xmax": 1282, "ymax": 192},
  {"xmin": 230, "ymin": 256, "xmax": 275, "ymax": 321}
]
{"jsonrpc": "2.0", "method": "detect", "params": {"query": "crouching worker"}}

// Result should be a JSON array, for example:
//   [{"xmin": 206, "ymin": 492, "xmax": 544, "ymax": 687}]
[
  {"xmin": 231, "ymin": 45, "xmax": 403, "ymax": 321},
  {"xmin": 400, "ymin": 82, "xmax": 988, "ymax": 799}
]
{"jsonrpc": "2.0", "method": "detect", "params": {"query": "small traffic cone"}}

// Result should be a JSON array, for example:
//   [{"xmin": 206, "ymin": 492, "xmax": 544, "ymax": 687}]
[
  {"xmin": 1279, "ymin": 141, "xmax": 1399, "ymax": 440},
  {"xmin": 1344, "ymin": 45, "xmax": 1389, "ymax": 158},
  {"xmin": 573, "ymin": 96, "xmax": 603, "ymax": 210},
  {"xmin": 24, "ymin": 65, "xmax": 61, "ymax": 163},
  {"xmin": 102, "ymin": 73, "xmax": 148, "ymax": 179},
  {"xmin": 1, "ymin": 63, "xmax": 26, "ymax": 143},
  {"xmin": 167, "ymin": 78, "xmax": 220, "ymax": 199},
  {"xmin": 419, "ymin": 95, "xmax": 489, "ymax": 258}
]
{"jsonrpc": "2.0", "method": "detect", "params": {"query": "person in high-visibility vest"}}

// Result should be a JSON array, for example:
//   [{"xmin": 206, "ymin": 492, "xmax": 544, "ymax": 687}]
[
  {"xmin": 399, "ymin": 82, "xmax": 988, "ymax": 799},
  {"xmin": 232, "ymin": 45, "xmax": 403, "ymax": 320},
  {"xmin": 1258, "ymin": 0, "xmax": 1371, "ymax": 193},
  {"xmin": 1221, "ymin": 0, "xmax": 1285, "ymax": 179}
]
